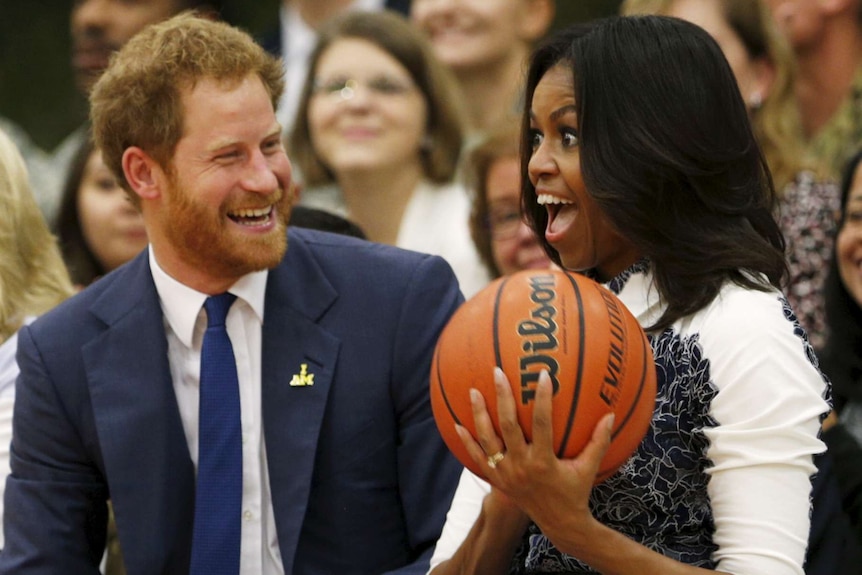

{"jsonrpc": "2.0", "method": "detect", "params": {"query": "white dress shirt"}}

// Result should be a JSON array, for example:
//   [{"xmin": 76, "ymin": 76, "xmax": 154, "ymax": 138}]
[{"xmin": 149, "ymin": 248, "xmax": 284, "ymax": 574}]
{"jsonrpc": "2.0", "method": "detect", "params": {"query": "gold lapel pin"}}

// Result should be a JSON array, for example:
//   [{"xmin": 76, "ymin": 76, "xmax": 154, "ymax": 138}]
[{"xmin": 290, "ymin": 363, "xmax": 315, "ymax": 387}]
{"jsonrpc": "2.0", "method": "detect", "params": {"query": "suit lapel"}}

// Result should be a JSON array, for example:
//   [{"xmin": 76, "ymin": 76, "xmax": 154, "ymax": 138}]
[
  {"xmin": 261, "ymin": 233, "xmax": 340, "ymax": 574},
  {"xmin": 83, "ymin": 252, "xmax": 194, "ymax": 573}
]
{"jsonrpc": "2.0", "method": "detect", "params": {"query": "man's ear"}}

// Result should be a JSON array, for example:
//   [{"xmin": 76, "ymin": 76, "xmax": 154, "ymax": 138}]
[
  {"xmin": 122, "ymin": 146, "xmax": 164, "ymax": 202},
  {"xmin": 518, "ymin": 0, "xmax": 555, "ymax": 43}
]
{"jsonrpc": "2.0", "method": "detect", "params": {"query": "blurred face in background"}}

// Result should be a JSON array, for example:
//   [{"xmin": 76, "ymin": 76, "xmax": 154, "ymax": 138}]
[
  {"xmin": 667, "ymin": 0, "xmax": 773, "ymax": 109},
  {"xmin": 411, "ymin": 0, "xmax": 549, "ymax": 72},
  {"xmin": 485, "ymin": 155, "xmax": 552, "ymax": 275},
  {"xmin": 838, "ymin": 163, "xmax": 862, "ymax": 308},
  {"xmin": 71, "ymin": 0, "xmax": 181, "ymax": 92},
  {"xmin": 762, "ymin": 0, "xmax": 826, "ymax": 53},
  {"xmin": 308, "ymin": 38, "xmax": 428, "ymax": 179},
  {"xmin": 77, "ymin": 150, "xmax": 148, "ymax": 273}
]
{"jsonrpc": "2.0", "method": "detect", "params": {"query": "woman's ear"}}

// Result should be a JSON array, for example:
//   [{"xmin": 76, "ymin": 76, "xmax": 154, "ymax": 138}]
[
  {"xmin": 122, "ymin": 146, "xmax": 164, "ymax": 202},
  {"xmin": 748, "ymin": 56, "xmax": 776, "ymax": 110}
]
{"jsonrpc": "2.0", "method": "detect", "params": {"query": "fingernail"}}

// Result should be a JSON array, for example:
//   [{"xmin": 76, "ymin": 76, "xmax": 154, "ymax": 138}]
[
  {"xmin": 607, "ymin": 413, "xmax": 616, "ymax": 431},
  {"xmin": 494, "ymin": 369, "xmax": 506, "ymax": 390},
  {"xmin": 470, "ymin": 388, "xmax": 481, "ymax": 403}
]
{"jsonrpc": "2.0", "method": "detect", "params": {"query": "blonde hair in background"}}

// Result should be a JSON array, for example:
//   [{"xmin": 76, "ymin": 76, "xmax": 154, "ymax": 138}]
[
  {"xmin": 620, "ymin": 0, "xmax": 812, "ymax": 191},
  {"xmin": 0, "ymin": 129, "xmax": 75, "ymax": 342}
]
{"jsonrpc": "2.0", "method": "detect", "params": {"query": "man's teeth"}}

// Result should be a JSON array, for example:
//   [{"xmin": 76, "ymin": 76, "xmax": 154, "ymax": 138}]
[
  {"xmin": 537, "ymin": 194, "xmax": 574, "ymax": 206},
  {"xmin": 231, "ymin": 206, "xmax": 272, "ymax": 218}
]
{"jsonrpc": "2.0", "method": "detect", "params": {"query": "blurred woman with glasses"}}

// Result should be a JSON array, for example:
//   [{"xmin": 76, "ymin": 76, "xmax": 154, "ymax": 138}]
[
  {"xmin": 289, "ymin": 10, "xmax": 490, "ymax": 297},
  {"xmin": 466, "ymin": 122, "xmax": 552, "ymax": 279}
]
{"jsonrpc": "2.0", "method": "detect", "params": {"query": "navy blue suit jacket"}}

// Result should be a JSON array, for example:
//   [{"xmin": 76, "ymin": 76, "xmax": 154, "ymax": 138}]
[{"xmin": 0, "ymin": 228, "xmax": 464, "ymax": 575}]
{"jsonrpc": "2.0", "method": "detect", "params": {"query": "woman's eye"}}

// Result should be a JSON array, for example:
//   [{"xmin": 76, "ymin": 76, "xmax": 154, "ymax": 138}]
[
  {"xmin": 561, "ymin": 129, "xmax": 579, "ymax": 148},
  {"xmin": 96, "ymin": 177, "xmax": 118, "ymax": 191},
  {"xmin": 845, "ymin": 209, "xmax": 862, "ymax": 224},
  {"xmin": 314, "ymin": 78, "xmax": 349, "ymax": 94},
  {"xmin": 529, "ymin": 130, "xmax": 543, "ymax": 149},
  {"xmin": 369, "ymin": 77, "xmax": 412, "ymax": 95}
]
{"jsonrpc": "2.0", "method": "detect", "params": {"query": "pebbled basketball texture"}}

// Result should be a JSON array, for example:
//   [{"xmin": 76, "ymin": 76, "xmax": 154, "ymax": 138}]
[{"xmin": 430, "ymin": 269, "xmax": 657, "ymax": 483}]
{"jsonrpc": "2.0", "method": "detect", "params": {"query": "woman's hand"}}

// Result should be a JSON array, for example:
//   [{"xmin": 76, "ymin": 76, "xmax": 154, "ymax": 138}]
[
  {"xmin": 451, "ymin": 369, "xmax": 728, "ymax": 575},
  {"xmin": 455, "ymin": 368, "xmax": 615, "ymax": 555},
  {"xmin": 822, "ymin": 410, "xmax": 839, "ymax": 431}
]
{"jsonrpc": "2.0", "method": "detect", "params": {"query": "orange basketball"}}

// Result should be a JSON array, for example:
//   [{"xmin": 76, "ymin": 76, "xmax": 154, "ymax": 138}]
[{"xmin": 430, "ymin": 269, "xmax": 656, "ymax": 483}]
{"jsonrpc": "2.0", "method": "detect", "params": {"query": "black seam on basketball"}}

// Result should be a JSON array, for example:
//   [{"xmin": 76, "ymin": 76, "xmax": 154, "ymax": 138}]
[
  {"xmin": 493, "ymin": 276, "xmax": 511, "ymax": 369},
  {"xmin": 610, "ymin": 325, "xmax": 650, "ymax": 441},
  {"xmin": 557, "ymin": 272, "xmax": 585, "ymax": 458},
  {"xmin": 435, "ymin": 343, "xmax": 462, "ymax": 427}
]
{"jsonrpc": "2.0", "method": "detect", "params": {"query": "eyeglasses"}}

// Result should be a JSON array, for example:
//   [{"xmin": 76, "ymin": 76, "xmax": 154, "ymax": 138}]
[
  {"xmin": 312, "ymin": 75, "xmax": 416, "ymax": 101},
  {"xmin": 486, "ymin": 205, "xmax": 525, "ymax": 240}
]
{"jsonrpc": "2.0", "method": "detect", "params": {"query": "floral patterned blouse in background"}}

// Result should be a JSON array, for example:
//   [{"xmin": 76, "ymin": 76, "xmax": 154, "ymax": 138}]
[{"xmin": 777, "ymin": 170, "xmax": 841, "ymax": 351}]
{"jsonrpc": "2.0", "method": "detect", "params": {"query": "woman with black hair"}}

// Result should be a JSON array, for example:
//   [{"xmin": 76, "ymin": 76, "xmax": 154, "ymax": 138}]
[
  {"xmin": 430, "ymin": 16, "xmax": 827, "ymax": 575},
  {"xmin": 55, "ymin": 132, "xmax": 147, "ymax": 288},
  {"xmin": 821, "ymin": 150, "xmax": 862, "ymax": 543}
]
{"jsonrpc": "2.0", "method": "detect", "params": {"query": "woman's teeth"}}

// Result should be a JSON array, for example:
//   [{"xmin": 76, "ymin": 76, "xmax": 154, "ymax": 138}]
[{"xmin": 537, "ymin": 193, "xmax": 573, "ymax": 205}]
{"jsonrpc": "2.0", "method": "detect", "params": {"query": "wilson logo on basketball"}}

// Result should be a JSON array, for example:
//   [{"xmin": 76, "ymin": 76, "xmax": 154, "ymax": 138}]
[{"xmin": 517, "ymin": 273, "xmax": 560, "ymax": 404}]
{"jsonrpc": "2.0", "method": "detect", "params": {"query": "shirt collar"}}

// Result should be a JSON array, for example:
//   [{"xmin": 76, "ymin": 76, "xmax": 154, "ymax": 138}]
[{"xmin": 149, "ymin": 246, "xmax": 268, "ymax": 348}]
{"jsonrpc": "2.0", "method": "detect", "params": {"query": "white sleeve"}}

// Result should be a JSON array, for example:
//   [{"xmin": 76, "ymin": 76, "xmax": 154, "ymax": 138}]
[
  {"xmin": 427, "ymin": 469, "xmax": 492, "ymax": 573},
  {"xmin": 697, "ymin": 289, "xmax": 828, "ymax": 575},
  {"xmin": 0, "ymin": 332, "xmax": 20, "ymax": 550}
]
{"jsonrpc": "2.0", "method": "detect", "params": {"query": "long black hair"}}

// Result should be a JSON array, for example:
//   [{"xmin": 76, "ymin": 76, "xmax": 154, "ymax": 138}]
[
  {"xmin": 521, "ymin": 15, "xmax": 787, "ymax": 332},
  {"xmin": 55, "ymin": 132, "xmax": 103, "ymax": 287},
  {"xmin": 821, "ymin": 150, "xmax": 862, "ymax": 409}
]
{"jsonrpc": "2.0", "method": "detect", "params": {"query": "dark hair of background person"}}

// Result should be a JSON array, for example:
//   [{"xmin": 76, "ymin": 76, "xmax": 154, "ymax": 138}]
[
  {"xmin": 289, "ymin": 205, "xmax": 367, "ymax": 239},
  {"xmin": 183, "ymin": 0, "xmax": 223, "ymax": 9},
  {"xmin": 288, "ymin": 9, "xmax": 465, "ymax": 188},
  {"xmin": 821, "ymin": 149, "xmax": 862, "ymax": 412},
  {"xmin": 465, "ymin": 122, "xmax": 521, "ymax": 279},
  {"xmin": 55, "ymin": 132, "xmax": 102, "ymax": 287},
  {"xmin": 520, "ymin": 16, "xmax": 787, "ymax": 332}
]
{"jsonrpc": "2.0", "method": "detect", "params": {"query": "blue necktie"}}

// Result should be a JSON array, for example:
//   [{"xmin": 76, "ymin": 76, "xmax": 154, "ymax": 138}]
[{"xmin": 190, "ymin": 293, "xmax": 242, "ymax": 574}]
